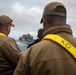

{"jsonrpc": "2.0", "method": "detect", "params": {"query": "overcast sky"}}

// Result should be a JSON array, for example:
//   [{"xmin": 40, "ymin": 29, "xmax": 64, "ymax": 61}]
[{"xmin": 0, "ymin": 0, "xmax": 76, "ymax": 39}]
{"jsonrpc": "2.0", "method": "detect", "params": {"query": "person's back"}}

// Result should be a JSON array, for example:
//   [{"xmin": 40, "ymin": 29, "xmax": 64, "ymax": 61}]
[
  {"xmin": 13, "ymin": 2, "xmax": 76, "ymax": 75},
  {"xmin": 0, "ymin": 36, "xmax": 21, "ymax": 75},
  {"xmin": 0, "ymin": 15, "xmax": 21, "ymax": 75}
]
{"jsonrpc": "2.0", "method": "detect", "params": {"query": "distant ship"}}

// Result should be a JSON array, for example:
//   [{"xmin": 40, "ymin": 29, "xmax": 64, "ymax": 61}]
[{"xmin": 18, "ymin": 33, "xmax": 34, "ymax": 44}]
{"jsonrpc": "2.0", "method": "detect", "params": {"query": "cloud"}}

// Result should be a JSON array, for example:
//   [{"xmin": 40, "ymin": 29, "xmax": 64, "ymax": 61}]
[
  {"xmin": 68, "ymin": 9, "xmax": 76, "ymax": 18},
  {"xmin": 0, "ymin": 0, "xmax": 76, "ymax": 39},
  {"xmin": 6, "ymin": 2, "xmax": 42, "ymax": 25}
]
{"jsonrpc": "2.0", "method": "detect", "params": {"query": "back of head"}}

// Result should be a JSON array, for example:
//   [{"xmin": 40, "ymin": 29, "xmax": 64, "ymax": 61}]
[
  {"xmin": 40, "ymin": 2, "xmax": 66, "ymax": 23},
  {"xmin": 0, "ymin": 15, "xmax": 15, "ymax": 35},
  {"xmin": 37, "ymin": 28, "xmax": 44, "ymax": 40},
  {"xmin": 0, "ymin": 15, "xmax": 14, "ymax": 27}
]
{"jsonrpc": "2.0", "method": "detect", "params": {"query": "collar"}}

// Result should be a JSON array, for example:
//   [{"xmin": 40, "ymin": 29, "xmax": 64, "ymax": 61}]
[
  {"xmin": 0, "ymin": 32, "xmax": 6, "ymax": 36},
  {"xmin": 43, "ymin": 24, "xmax": 72, "ymax": 37}
]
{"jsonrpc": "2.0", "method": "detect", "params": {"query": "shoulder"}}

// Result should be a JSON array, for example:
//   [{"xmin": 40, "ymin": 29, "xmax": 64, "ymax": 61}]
[{"xmin": 27, "ymin": 39, "xmax": 39, "ymax": 48}]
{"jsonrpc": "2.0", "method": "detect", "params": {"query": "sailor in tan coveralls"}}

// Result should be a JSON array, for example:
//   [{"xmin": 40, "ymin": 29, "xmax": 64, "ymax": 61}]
[
  {"xmin": 0, "ymin": 15, "xmax": 21, "ymax": 75},
  {"xmin": 14, "ymin": 2, "xmax": 76, "ymax": 75}
]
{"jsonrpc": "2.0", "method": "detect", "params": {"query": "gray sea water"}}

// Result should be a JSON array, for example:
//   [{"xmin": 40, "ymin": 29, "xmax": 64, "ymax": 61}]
[{"xmin": 17, "ymin": 41, "xmax": 28, "ymax": 51}]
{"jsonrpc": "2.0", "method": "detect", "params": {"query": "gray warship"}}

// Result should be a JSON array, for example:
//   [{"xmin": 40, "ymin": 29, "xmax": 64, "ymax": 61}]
[{"xmin": 18, "ymin": 33, "xmax": 34, "ymax": 45}]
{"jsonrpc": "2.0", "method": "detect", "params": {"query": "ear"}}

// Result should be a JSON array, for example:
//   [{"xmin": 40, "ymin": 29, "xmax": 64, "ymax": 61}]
[
  {"xmin": 43, "ymin": 17, "xmax": 47, "ymax": 30},
  {"xmin": 6, "ymin": 25, "xmax": 9, "ymax": 31},
  {"xmin": 43, "ymin": 17, "xmax": 46, "ymax": 25}
]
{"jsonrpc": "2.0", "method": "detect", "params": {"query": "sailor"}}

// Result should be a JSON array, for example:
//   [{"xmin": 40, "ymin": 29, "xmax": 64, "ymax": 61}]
[{"xmin": 0, "ymin": 15, "xmax": 21, "ymax": 75}]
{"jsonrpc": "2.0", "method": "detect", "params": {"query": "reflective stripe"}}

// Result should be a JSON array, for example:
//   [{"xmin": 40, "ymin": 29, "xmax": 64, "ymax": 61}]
[
  {"xmin": 42, "ymin": 34, "xmax": 76, "ymax": 59},
  {"xmin": 0, "ymin": 32, "xmax": 6, "ymax": 36}
]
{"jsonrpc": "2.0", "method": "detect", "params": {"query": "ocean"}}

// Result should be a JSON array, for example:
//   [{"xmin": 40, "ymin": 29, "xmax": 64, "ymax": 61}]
[{"xmin": 17, "ymin": 41, "xmax": 28, "ymax": 51}]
